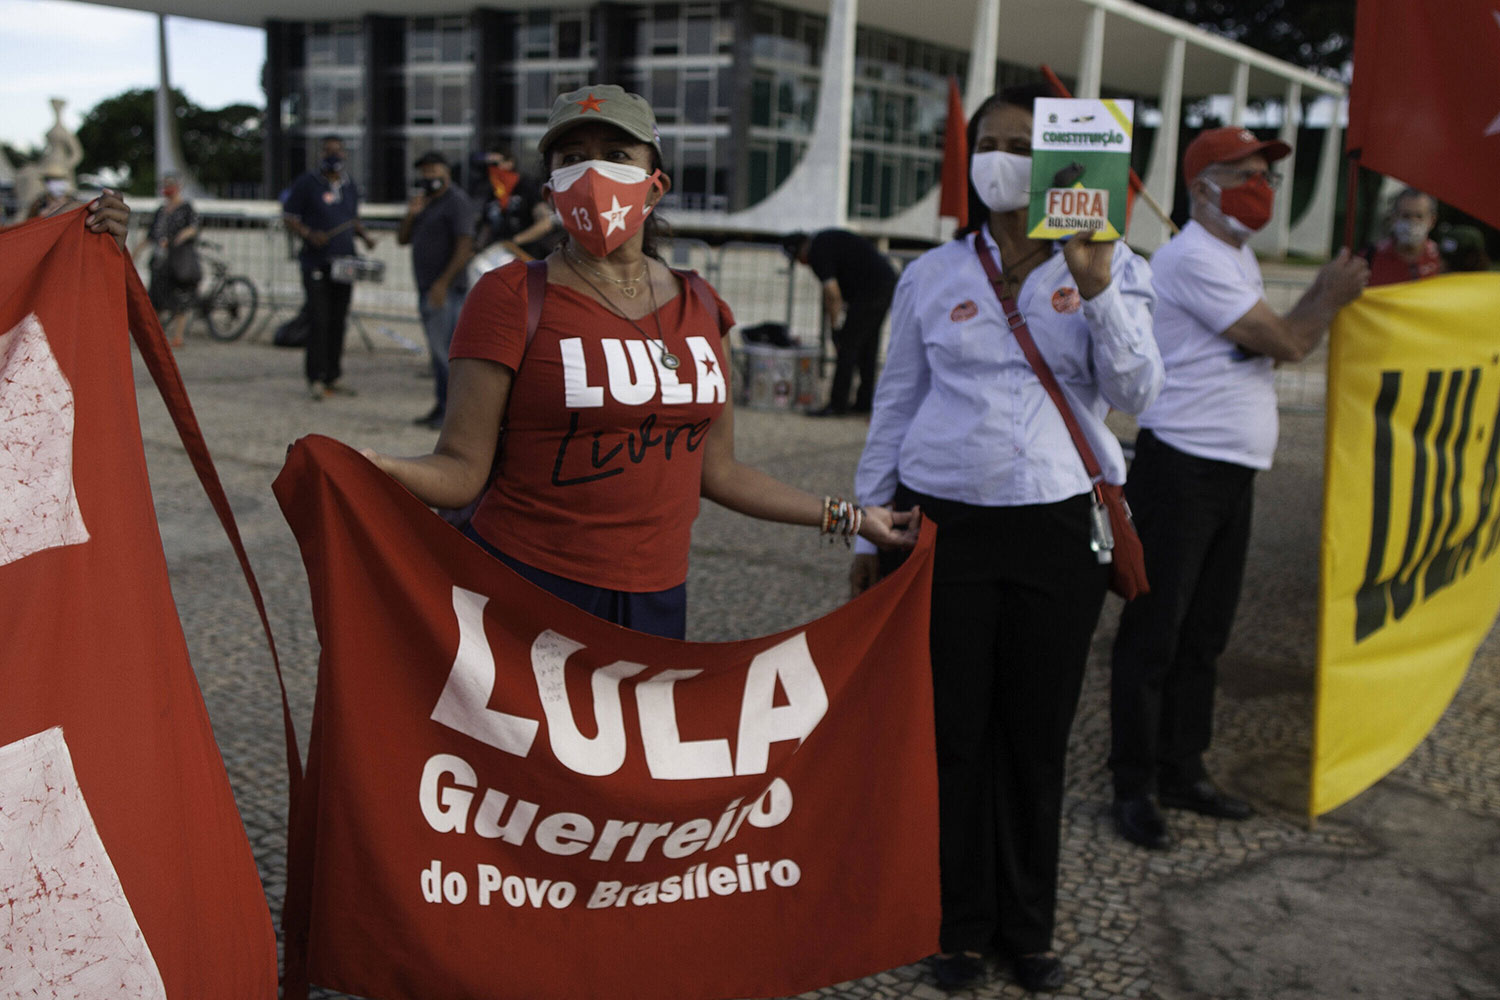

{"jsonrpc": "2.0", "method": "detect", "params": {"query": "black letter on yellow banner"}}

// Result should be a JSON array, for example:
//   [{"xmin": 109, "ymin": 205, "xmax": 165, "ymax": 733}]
[{"xmin": 1355, "ymin": 368, "xmax": 1500, "ymax": 642}]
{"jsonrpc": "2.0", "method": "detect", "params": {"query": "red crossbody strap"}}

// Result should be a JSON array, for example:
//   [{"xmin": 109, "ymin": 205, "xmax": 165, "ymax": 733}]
[
  {"xmin": 524, "ymin": 258, "xmax": 547, "ymax": 347},
  {"xmin": 972, "ymin": 229, "xmax": 1105, "ymax": 485}
]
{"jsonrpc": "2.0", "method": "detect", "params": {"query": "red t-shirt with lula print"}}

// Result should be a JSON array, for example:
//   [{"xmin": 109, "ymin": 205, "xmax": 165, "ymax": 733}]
[{"xmin": 450, "ymin": 260, "xmax": 734, "ymax": 592}]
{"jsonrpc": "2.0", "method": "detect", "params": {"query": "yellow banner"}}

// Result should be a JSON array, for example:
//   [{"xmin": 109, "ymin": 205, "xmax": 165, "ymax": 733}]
[{"xmin": 1313, "ymin": 273, "xmax": 1500, "ymax": 817}]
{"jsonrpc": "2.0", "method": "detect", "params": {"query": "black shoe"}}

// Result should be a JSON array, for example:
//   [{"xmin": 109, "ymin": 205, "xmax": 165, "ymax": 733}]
[
  {"xmin": 1112, "ymin": 796, "xmax": 1172, "ymax": 849},
  {"xmin": 806, "ymin": 403, "xmax": 847, "ymax": 417},
  {"xmin": 1013, "ymin": 953, "xmax": 1065, "ymax": 992},
  {"xmin": 413, "ymin": 407, "xmax": 444, "ymax": 428},
  {"xmin": 929, "ymin": 952, "xmax": 986, "ymax": 991},
  {"xmin": 1159, "ymin": 780, "xmax": 1254, "ymax": 820}
]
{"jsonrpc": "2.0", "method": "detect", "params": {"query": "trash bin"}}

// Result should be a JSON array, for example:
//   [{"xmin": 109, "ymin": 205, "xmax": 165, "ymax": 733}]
[{"xmin": 732, "ymin": 343, "xmax": 820, "ymax": 411}]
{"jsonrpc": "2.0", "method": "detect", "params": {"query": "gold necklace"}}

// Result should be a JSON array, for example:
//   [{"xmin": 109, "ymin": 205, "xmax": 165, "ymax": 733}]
[
  {"xmin": 565, "ymin": 246, "xmax": 647, "ymax": 299},
  {"xmin": 562, "ymin": 254, "xmax": 681, "ymax": 370}
]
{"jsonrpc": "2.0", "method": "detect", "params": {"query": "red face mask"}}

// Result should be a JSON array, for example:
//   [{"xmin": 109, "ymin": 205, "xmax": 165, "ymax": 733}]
[
  {"xmin": 1213, "ymin": 174, "xmax": 1275, "ymax": 233},
  {"xmin": 547, "ymin": 160, "xmax": 666, "ymax": 258},
  {"xmin": 162, "ymin": 184, "xmax": 180, "ymax": 199}
]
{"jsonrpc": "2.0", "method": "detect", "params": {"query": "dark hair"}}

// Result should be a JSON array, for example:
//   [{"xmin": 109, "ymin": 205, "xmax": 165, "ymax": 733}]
[
  {"xmin": 320, "ymin": 134, "xmax": 343, "ymax": 147},
  {"xmin": 957, "ymin": 82, "xmax": 1053, "ymax": 237},
  {"xmin": 1392, "ymin": 187, "xmax": 1436, "ymax": 217}
]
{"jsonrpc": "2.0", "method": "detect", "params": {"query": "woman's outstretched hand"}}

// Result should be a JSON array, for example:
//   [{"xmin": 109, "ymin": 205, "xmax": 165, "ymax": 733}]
[{"xmin": 858, "ymin": 504, "xmax": 922, "ymax": 550}]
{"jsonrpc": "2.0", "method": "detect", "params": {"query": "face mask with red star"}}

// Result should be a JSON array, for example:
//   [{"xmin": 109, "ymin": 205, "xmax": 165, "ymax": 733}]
[{"xmin": 547, "ymin": 160, "xmax": 666, "ymax": 257}]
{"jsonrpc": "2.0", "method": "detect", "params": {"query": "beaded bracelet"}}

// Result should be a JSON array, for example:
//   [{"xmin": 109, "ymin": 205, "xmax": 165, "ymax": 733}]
[{"xmin": 820, "ymin": 496, "xmax": 864, "ymax": 547}]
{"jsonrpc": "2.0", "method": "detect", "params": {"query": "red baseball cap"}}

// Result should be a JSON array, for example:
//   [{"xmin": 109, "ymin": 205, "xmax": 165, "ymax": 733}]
[{"xmin": 1183, "ymin": 127, "xmax": 1292, "ymax": 183}]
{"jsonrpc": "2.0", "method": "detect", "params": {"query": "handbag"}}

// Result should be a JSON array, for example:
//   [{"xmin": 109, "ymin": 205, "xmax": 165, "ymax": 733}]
[
  {"xmin": 972, "ymin": 230, "xmax": 1149, "ymax": 599},
  {"xmin": 168, "ymin": 241, "xmax": 202, "ymax": 286}
]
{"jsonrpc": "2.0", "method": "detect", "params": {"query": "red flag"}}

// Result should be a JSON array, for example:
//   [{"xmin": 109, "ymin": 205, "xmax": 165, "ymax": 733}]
[
  {"xmin": 939, "ymin": 77, "xmax": 969, "ymax": 226},
  {"xmin": 0, "ymin": 211, "xmax": 278, "ymax": 995},
  {"xmin": 273, "ymin": 435, "xmax": 942, "ymax": 1000},
  {"xmin": 1348, "ymin": 0, "xmax": 1500, "ymax": 229}
]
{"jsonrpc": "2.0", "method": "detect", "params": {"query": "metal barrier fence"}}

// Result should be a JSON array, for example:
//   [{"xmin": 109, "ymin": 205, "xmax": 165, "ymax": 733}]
[{"xmin": 129, "ymin": 206, "xmax": 1321, "ymax": 411}]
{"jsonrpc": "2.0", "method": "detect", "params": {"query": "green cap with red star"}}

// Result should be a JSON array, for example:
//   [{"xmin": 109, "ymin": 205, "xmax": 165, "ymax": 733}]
[{"xmin": 539, "ymin": 85, "xmax": 662, "ymax": 159}]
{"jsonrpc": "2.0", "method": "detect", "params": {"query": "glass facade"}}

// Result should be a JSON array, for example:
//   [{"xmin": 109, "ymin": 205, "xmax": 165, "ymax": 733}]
[
  {"xmin": 849, "ymin": 27, "xmax": 966, "ymax": 220},
  {"xmin": 745, "ymin": 3, "xmax": 824, "ymax": 208},
  {"xmin": 268, "ymin": 3, "xmax": 974, "ymax": 218}
]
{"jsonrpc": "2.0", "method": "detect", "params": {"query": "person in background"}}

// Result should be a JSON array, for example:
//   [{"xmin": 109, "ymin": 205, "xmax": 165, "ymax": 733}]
[
  {"xmin": 1108, "ymin": 127, "xmax": 1368, "ymax": 852},
  {"xmin": 782, "ymin": 229, "xmax": 898, "ymax": 417},
  {"xmin": 852, "ymin": 84, "xmax": 1164, "ymax": 993},
  {"xmin": 282, "ymin": 135, "xmax": 377, "ymax": 400},
  {"xmin": 131, "ymin": 172, "xmax": 199, "ymax": 349},
  {"xmin": 26, "ymin": 165, "xmax": 80, "ymax": 220},
  {"xmin": 362, "ymin": 84, "xmax": 918, "ymax": 641},
  {"xmin": 473, "ymin": 148, "xmax": 558, "ymax": 260},
  {"xmin": 1435, "ymin": 222, "xmax": 1492, "ymax": 273},
  {"xmin": 1364, "ymin": 188, "xmax": 1443, "ymax": 286},
  {"xmin": 399, "ymin": 151, "xmax": 476, "ymax": 429}
]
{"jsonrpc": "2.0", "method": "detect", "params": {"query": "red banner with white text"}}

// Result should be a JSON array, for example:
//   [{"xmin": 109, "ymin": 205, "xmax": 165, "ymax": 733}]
[
  {"xmin": 274, "ymin": 435, "xmax": 941, "ymax": 1000},
  {"xmin": 0, "ymin": 210, "xmax": 277, "ymax": 997}
]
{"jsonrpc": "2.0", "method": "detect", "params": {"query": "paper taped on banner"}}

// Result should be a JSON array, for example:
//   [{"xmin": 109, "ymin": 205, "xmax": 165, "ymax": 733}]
[
  {"xmin": 0, "ymin": 313, "xmax": 89, "ymax": 567},
  {"xmin": 0, "ymin": 727, "xmax": 168, "ymax": 999}
]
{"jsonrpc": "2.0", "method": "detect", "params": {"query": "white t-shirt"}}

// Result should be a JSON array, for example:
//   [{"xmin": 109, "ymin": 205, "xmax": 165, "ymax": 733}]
[{"xmin": 1138, "ymin": 220, "xmax": 1278, "ymax": 469}]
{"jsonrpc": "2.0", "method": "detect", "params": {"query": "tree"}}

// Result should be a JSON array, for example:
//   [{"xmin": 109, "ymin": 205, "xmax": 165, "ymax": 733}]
[
  {"xmin": 76, "ymin": 87, "xmax": 263, "ymax": 196},
  {"xmin": 1134, "ymin": 1, "xmax": 1356, "ymax": 77}
]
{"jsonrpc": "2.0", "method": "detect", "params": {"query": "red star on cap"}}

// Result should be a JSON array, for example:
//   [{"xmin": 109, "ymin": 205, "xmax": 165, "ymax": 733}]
[{"xmin": 575, "ymin": 93, "xmax": 606, "ymax": 114}]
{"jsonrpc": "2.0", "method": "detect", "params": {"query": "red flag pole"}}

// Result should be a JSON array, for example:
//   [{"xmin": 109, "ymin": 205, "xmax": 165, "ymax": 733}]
[
  {"xmin": 938, "ymin": 76, "xmax": 969, "ymax": 228},
  {"xmin": 1342, "ymin": 150, "xmax": 1361, "ymax": 250},
  {"xmin": 1042, "ymin": 64, "xmax": 1179, "ymax": 235}
]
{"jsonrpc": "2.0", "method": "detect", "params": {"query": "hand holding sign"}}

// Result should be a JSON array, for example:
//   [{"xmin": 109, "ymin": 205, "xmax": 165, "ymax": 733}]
[{"xmin": 1028, "ymin": 98, "xmax": 1134, "ymax": 242}]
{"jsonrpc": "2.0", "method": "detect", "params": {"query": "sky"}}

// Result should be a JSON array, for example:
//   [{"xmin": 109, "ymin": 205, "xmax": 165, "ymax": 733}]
[{"xmin": 0, "ymin": 0, "xmax": 265, "ymax": 150}]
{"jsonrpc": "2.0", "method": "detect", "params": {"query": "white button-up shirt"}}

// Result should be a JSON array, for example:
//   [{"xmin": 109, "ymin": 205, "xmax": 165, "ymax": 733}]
[{"xmin": 855, "ymin": 226, "xmax": 1163, "ymax": 540}]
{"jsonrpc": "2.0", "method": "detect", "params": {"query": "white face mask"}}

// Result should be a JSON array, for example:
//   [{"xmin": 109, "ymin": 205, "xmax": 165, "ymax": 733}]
[
  {"xmin": 1199, "ymin": 179, "xmax": 1257, "ymax": 242},
  {"xmin": 546, "ymin": 159, "xmax": 652, "ymax": 192},
  {"xmin": 44, "ymin": 179, "xmax": 69, "ymax": 199},
  {"xmin": 969, "ymin": 150, "xmax": 1032, "ymax": 213},
  {"xmin": 1391, "ymin": 218, "xmax": 1431, "ymax": 249}
]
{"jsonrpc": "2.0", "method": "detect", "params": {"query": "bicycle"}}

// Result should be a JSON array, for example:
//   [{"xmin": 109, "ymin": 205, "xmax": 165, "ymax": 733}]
[{"xmin": 193, "ymin": 239, "xmax": 260, "ymax": 342}]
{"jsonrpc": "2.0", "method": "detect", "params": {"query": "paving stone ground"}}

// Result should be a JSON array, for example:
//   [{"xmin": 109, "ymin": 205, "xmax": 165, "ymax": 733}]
[{"xmin": 136, "ymin": 320, "xmax": 1499, "ymax": 1000}]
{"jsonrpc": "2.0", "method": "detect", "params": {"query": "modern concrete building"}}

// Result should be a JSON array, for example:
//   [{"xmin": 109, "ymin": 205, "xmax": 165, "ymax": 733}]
[{"xmin": 115, "ymin": 0, "xmax": 1347, "ymax": 253}]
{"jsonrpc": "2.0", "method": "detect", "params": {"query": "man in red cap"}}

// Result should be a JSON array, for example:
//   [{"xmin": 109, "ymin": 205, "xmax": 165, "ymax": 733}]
[{"xmin": 1107, "ymin": 127, "xmax": 1368, "ymax": 850}]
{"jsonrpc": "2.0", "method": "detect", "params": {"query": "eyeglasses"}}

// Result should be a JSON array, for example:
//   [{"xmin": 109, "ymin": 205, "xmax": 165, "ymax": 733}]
[{"xmin": 1207, "ymin": 167, "xmax": 1283, "ymax": 190}]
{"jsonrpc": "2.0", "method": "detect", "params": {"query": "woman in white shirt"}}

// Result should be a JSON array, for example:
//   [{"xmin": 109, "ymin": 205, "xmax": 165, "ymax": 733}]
[{"xmin": 851, "ymin": 84, "xmax": 1163, "ymax": 993}]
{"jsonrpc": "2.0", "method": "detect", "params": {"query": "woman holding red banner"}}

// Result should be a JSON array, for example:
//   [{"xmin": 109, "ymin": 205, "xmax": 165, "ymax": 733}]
[
  {"xmin": 850, "ymin": 84, "xmax": 1163, "ymax": 993},
  {"xmin": 365, "ymin": 85, "xmax": 918, "ymax": 640}
]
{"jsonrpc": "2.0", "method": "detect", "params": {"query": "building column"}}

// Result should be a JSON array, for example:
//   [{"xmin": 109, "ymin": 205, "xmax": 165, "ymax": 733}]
[
  {"xmin": 1129, "ymin": 35, "xmax": 1184, "ymax": 252},
  {"xmin": 966, "ymin": 0, "xmax": 999, "ymax": 112},
  {"xmin": 722, "ymin": 0, "xmax": 857, "ymax": 231},
  {"xmin": 264, "ymin": 21, "xmax": 290, "ymax": 197},
  {"xmin": 1229, "ymin": 62, "xmax": 1249, "ymax": 126},
  {"xmin": 1076, "ymin": 6, "xmax": 1106, "ymax": 99},
  {"xmin": 154, "ymin": 15, "xmax": 196, "ymax": 193},
  {"xmin": 1289, "ymin": 100, "xmax": 1342, "ymax": 257},
  {"xmin": 1252, "ymin": 80, "xmax": 1300, "ymax": 258},
  {"xmin": 875, "ymin": 0, "xmax": 999, "ymax": 240}
]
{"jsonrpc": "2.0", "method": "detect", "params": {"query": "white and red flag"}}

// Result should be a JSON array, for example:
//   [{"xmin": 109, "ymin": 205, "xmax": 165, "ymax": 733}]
[
  {"xmin": 0, "ymin": 211, "xmax": 279, "ymax": 996},
  {"xmin": 1347, "ymin": 0, "xmax": 1500, "ymax": 229},
  {"xmin": 273, "ymin": 435, "xmax": 942, "ymax": 1000}
]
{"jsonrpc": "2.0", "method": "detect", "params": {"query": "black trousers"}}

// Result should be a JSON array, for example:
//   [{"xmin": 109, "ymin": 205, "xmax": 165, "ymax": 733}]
[
  {"xmin": 302, "ymin": 268, "xmax": 353, "ymax": 386},
  {"xmin": 826, "ymin": 290, "xmax": 892, "ymax": 413},
  {"xmin": 885, "ymin": 485, "xmax": 1109, "ymax": 957},
  {"xmin": 1108, "ymin": 429, "xmax": 1256, "ymax": 799}
]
